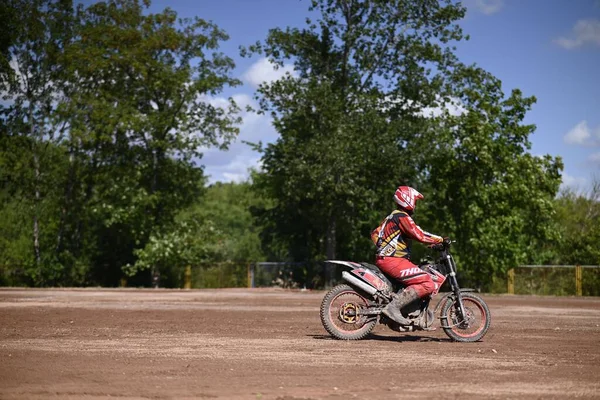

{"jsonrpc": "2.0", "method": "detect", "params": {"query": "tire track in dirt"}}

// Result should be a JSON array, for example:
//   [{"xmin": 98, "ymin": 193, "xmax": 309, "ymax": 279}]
[{"xmin": 1, "ymin": 289, "xmax": 599, "ymax": 399}]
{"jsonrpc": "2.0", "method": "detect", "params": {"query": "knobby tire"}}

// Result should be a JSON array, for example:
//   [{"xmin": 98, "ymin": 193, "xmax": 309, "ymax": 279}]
[
  {"xmin": 320, "ymin": 284, "xmax": 377, "ymax": 340},
  {"xmin": 441, "ymin": 292, "xmax": 491, "ymax": 342}
]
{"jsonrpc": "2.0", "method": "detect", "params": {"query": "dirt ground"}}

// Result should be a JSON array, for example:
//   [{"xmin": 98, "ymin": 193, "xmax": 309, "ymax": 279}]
[{"xmin": 0, "ymin": 288, "xmax": 599, "ymax": 400}]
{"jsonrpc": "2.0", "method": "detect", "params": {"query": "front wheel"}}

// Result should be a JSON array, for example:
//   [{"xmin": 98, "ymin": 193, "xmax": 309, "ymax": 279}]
[
  {"xmin": 441, "ymin": 292, "xmax": 491, "ymax": 342},
  {"xmin": 320, "ymin": 284, "xmax": 377, "ymax": 340}
]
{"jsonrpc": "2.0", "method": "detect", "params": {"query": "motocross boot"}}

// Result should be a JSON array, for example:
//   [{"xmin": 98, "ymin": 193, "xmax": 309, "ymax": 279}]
[{"xmin": 382, "ymin": 286, "xmax": 420, "ymax": 325}]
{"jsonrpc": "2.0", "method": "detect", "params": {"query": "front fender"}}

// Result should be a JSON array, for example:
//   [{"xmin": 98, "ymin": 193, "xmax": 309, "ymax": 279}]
[{"xmin": 433, "ymin": 289, "xmax": 478, "ymax": 314}]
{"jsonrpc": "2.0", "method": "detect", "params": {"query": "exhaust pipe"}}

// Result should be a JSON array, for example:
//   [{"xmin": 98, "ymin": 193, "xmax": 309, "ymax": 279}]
[{"xmin": 342, "ymin": 271, "xmax": 378, "ymax": 296}]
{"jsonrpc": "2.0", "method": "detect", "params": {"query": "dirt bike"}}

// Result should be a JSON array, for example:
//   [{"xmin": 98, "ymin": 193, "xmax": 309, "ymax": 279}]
[{"xmin": 320, "ymin": 240, "xmax": 491, "ymax": 342}]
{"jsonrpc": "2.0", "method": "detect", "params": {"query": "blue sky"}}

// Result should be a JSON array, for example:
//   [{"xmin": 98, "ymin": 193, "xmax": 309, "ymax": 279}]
[{"xmin": 148, "ymin": 0, "xmax": 600, "ymax": 192}]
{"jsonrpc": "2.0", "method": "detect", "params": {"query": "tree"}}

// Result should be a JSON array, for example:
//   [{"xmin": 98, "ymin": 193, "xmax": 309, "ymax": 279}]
[
  {"xmin": 247, "ymin": 0, "xmax": 467, "ymax": 262},
  {"xmin": 0, "ymin": 0, "xmax": 241, "ymax": 286},
  {"xmin": 58, "ymin": 0, "xmax": 241, "ymax": 285},
  {"xmin": 0, "ymin": 0, "xmax": 20, "ymax": 78},
  {"xmin": 126, "ymin": 181, "xmax": 268, "ymax": 287},
  {"xmin": 416, "ymin": 66, "xmax": 563, "ymax": 286},
  {"xmin": 0, "ymin": 0, "xmax": 75, "ymax": 284},
  {"xmin": 188, "ymin": 181, "xmax": 266, "ymax": 263},
  {"xmin": 247, "ymin": 0, "xmax": 563, "ymax": 290},
  {"xmin": 553, "ymin": 180, "xmax": 600, "ymax": 266}
]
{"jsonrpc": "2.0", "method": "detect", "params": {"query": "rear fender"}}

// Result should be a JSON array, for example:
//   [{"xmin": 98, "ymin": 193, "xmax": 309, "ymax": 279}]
[
  {"xmin": 326, "ymin": 260, "xmax": 364, "ymax": 270},
  {"xmin": 327, "ymin": 260, "xmax": 392, "ymax": 293},
  {"xmin": 351, "ymin": 268, "xmax": 391, "ymax": 292}
]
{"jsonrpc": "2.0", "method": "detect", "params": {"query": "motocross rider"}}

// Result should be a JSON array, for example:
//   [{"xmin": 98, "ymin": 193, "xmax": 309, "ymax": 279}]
[{"xmin": 371, "ymin": 186, "xmax": 444, "ymax": 326}]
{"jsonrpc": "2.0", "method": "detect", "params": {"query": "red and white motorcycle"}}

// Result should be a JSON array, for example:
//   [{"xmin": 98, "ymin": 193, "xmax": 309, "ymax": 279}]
[{"xmin": 320, "ymin": 240, "xmax": 491, "ymax": 342}]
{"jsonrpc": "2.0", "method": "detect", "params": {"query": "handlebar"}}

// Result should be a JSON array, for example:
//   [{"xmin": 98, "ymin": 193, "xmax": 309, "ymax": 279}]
[{"xmin": 431, "ymin": 237, "xmax": 454, "ymax": 251}]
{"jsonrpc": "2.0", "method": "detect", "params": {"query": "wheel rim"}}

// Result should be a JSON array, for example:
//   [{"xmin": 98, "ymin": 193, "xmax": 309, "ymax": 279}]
[
  {"xmin": 447, "ymin": 298, "xmax": 487, "ymax": 339},
  {"xmin": 328, "ymin": 290, "xmax": 371, "ymax": 334}
]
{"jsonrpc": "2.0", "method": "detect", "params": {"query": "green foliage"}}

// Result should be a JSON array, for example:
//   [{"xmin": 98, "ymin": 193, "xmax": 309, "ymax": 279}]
[
  {"xmin": 418, "ymin": 73, "xmax": 563, "ymax": 286},
  {"xmin": 62, "ymin": 0, "xmax": 240, "ymax": 228},
  {"xmin": 0, "ymin": 0, "xmax": 593, "ymax": 292},
  {"xmin": 246, "ymin": 0, "xmax": 564, "ymax": 291},
  {"xmin": 0, "ymin": 0, "xmax": 240, "ymax": 287},
  {"xmin": 0, "ymin": 0, "xmax": 76, "ymax": 285},
  {"xmin": 0, "ymin": 0, "xmax": 20, "ymax": 78},
  {"xmin": 123, "ymin": 219, "xmax": 222, "ymax": 280},
  {"xmin": 0, "ymin": 192, "xmax": 33, "ymax": 283},
  {"xmin": 68, "ymin": 0, "xmax": 240, "ymax": 285},
  {"xmin": 125, "ymin": 181, "xmax": 267, "ymax": 286},
  {"xmin": 193, "ymin": 262, "xmax": 249, "ymax": 289},
  {"xmin": 553, "ymin": 183, "xmax": 600, "ymax": 266},
  {"xmin": 248, "ymin": 0, "xmax": 468, "ymax": 262},
  {"xmin": 185, "ymin": 181, "xmax": 267, "ymax": 262}
]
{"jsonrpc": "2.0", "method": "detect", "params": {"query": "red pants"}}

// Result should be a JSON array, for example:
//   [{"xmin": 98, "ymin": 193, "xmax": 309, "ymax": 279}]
[{"xmin": 375, "ymin": 256, "xmax": 435, "ymax": 298}]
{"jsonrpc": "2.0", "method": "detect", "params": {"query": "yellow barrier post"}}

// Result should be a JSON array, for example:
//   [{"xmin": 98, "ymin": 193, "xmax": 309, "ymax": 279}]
[
  {"xmin": 576, "ymin": 265, "xmax": 582, "ymax": 296},
  {"xmin": 247, "ymin": 263, "xmax": 252, "ymax": 288},
  {"xmin": 184, "ymin": 265, "xmax": 192, "ymax": 289},
  {"xmin": 507, "ymin": 268, "xmax": 515, "ymax": 295},
  {"xmin": 120, "ymin": 277, "xmax": 127, "ymax": 287}
]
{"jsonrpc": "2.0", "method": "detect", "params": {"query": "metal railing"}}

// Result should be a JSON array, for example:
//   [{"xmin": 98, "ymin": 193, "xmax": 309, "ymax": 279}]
[{"xmin": 507, "ymin": 265, "xmax": 600, "ymax": 296}]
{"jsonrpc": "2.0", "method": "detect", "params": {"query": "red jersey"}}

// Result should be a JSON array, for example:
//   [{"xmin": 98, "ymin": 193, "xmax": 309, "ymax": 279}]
[{"xmin": 371, "ymin": 210, "xmax": 442, "ymax": 259}]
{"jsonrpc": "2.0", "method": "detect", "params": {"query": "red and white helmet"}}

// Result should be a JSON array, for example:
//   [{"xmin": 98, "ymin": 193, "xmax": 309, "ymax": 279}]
[{"xmin": 393, "ymin": 186, "xmax": 423, "ymax": 212}]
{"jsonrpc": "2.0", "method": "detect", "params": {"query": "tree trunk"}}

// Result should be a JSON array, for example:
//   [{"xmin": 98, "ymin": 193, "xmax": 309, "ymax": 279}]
[
  {"xmin": 56, "ymin": 147, "xmax": 76, "ymax": 254},
  {"xmin": 325, "ymin": 214, "xmax": 337, "ymax": 288},
  {"xmin": 30, "ymin": 104, "xmax": 42, "ymax": 270},
  {"xmin": 32, "ymin": 148, "xmax": 41, "ymax": 267},
  {"xmin": 152, "ymin": 265, "xmax": 160, "ymax": 288},
  {"xmin": 326, "ymin": 214, "xmax": 336, "ymax": 260},
  {"xmin": 152, "ymin": 147, "xmax": 165, "ymax": 225}
]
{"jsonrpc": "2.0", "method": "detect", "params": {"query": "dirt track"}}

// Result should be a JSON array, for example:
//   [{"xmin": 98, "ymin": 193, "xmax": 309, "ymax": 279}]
[{"xmin": 1, "ymin": 288, "xmax": 599, "ymax": 399}]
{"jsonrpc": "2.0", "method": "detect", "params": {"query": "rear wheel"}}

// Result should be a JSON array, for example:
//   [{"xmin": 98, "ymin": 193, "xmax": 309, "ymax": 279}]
[
  {"xmin": 441, "ymin": 292, "xmax": 491, "ymax": 342},
  {"xmin": 320, "ymin": 284, "xmax": 377, "ymax": 340}
]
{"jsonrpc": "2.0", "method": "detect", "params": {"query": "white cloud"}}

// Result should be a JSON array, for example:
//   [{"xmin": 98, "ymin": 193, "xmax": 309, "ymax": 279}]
[
  {"xmin": 555, "ymin": 19, "xmax": 600, "ymax": 49},
  {"xmin": 201, "ymin": 93, "xmax": 277, "ymax": 184},
  {"xmin": 589, "ymin": 152, "xmax": 600, "ymax": 165},
  {"xmin": 206, "ymin": 153, "xmax": 263, "ymax": 184},
  {"xmin": 199, "ymin": 58, "xmax": 299, "ymax": 183},
  {"xmin": 561, "ymin": 172, "xmax": 587, "ymax": 191},
  {"xmin": 465, "ymin": 0, "xmax": 504, "ymax": 15},
  {"xmin": 243, "ymin": 58, "xmax": 297, "ymax": 88},
  {"xmin": 564, "ymin": 120, "xmax": 595, "ymax": 145}
]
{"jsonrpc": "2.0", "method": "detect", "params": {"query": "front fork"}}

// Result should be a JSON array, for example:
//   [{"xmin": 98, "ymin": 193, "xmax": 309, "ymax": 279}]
[
  {"xmin": 445, "ymin": 253, "xmax": 468, "ymax": 324},
  {"xmin": 449, "ymin": 276, "xmax": 468, "ymax": 325}
]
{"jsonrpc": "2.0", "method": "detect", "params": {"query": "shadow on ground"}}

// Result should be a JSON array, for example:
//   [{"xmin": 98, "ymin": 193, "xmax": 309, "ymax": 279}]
[{"xmin": 308, "ymin": 333, "xmax": 450, "ymax": 342}]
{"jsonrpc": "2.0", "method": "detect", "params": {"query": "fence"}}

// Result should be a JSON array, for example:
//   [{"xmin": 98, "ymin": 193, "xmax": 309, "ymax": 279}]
[
  {"xmin": 3, "ymin": 261, "xmax": 598, "ymax": 294},
  {"xmin": 184, "ymin": 262, "xmax": 250, "ymax": 289},
  {"xmin": 178, "ymin": 261, "xmax": 338, "ymax": 290},
  {"xmin": 248, "ymin": 261, "xmax": 338, "ymax": 289},
  {"xmin": 507, "ymin": 265, "xmax": 600, "ymax": 296},
  {"xmin": 179, "ymin": 263, "xmax": 600, "ymax": 295}
]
